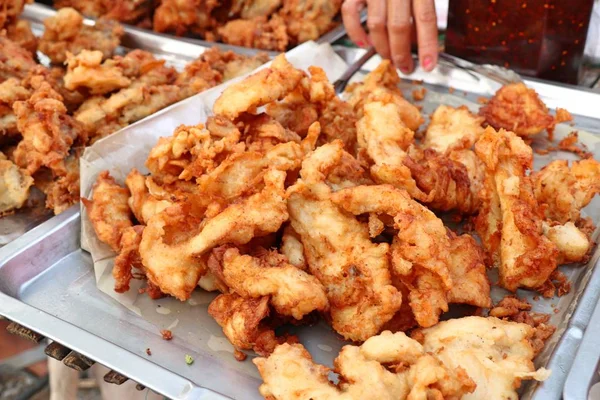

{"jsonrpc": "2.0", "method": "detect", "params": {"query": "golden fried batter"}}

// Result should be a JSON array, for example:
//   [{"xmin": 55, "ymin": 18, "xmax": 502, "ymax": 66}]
[
  {"xmin": 5, "ymin": 19, "xmax": 38, "ymax": 56},
  {"xmin": 0, "ymin": 36, "xmax": 37, "ymax": 81},
  {"xmin": 480, "ymin": 82, "xmax": 555, "ymax": 137},
  {"xmin": 153, "ymin": 0, "xmax": 219, "ymax": 36},
  {"xmin": 0, "ymin": 152, "xmax": 33, "ymax": 216},
  {"xmin": 218, "ymin": 15, "xmax": 289, "ymax": 51},
  {"xmin": 331, "ymin": 184, "xmax": 452, "ymax": 327},
  {"xmin": 12, "ymin": 83, "xmax": 87, "ymax": 176},
  {"xmin": 64, "ymin": 50, "xmax": 132, "ymax": 95},
  {"xmin": 279, "ymin": 0, "xmax": 342, "ymax": 44},
  {"xmin": 474, "ymin": 127, "xmax": 558, "ymax": 291},
  {"xmin": 214, "ymin": 54, "xmax": 305, "ymax": 120},
  {"xmin": 210, "ymin": 246, "xmax": 328, "ymax": 319},
  {"xmin": 533, "ymin": 159, "xmax": 600, "ymax": 224},
  {"xmin": 113, "ymin": 225, "xmax": 144, "ymax": 293},
  {"xmin": 124, "ymin": 168, "xmax": 171, "ymax": 224},
  {"xmin": 288, "ymin": 143, "xmax": 402, "ymax": 340},
  {"xmin": 424, "ymin": 105, "xmax": 484, "ymax": 153},
  {"xmin": 254, "ymin": 330, "xmax": 475, "ymax": 400},
  {"xmin": 38, "ymin": 7, "xmax": 124, "ymax": 64},
  {"xmin": 209, "ymin": 293, "xmax": 297, "ymax": 356},
  {"xmin": 82, "ymin": 171, "xmax": 132, "ymax": 252},
  {"xmin": 0, "ymin": 0, "xmax": 30, "ymax": 29},
  {"xmin": 414, "ymin": 316, "xmax": 551, "ymax": 400}
]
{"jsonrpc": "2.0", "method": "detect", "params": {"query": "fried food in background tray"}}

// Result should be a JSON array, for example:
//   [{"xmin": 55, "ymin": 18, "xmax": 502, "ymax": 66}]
[
  {"xmin": 52, "ymin": 0, "xmax": 343, "ymax": 51},
  {"xmin": 83, "ymin": 54, "xmax": 600, "ymax": 399},
  {"xmin": 0, "ymin": 6, "xmax": 268, "ymax": 216}
]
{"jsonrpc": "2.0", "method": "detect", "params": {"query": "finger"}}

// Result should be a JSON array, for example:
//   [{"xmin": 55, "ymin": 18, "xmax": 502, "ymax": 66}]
[
  {"xmin": 387, "ymin": 0, "xmax": 413, "ymax": 73},
  {"xmin": 342, "ymin": 0, "xmax": 370, "ymax": 47},
  {"xmin": 413, "ymin": 0, "xmax": 438, "ymax": 71},
  {"xmin": 367, "ymin": 0, "xmax": 390, "ymax": 59}
]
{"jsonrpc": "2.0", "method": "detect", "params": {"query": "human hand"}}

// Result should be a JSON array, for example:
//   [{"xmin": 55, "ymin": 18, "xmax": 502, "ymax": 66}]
[{"xmin": 341, "ymin": 0, "xmax": 439, "ymax": 73}]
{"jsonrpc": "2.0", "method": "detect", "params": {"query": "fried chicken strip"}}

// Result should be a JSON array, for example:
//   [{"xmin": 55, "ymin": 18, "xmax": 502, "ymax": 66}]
[
  {"xmin": 208, "ymin": 293, "xmax": 297, "ymax": 356},
  {"xmin": 209, "ymin": 246, "xmax": 328, "ymax": 319},
  {"xmin": 254, "ymin": 330, "xmax": 475, "ymax": 400},
  {"xmin": 218, "ymin": 15, "xmax": 289, "ymax": 52},
  {"xmin": 213, "ymin": 54, "xmax": 304, "ymax": 120},
  {"xmin": 413, "ymin": 316, "xmax": 551, "ymax": 400},
  {"xmin": 533, "ymin": 159, "xmax": 600, "ymax": 224},
  {"xmin": 331, "ymin": 184, "xmax": 452, "ymax": 327},
  {"xmin": 64, "ymin": 50, "xmax": 132, "ymax": 95},
  {"xmin": 113, "ymin": 225, "xmax": 144, "ymax": 293},
  {"xmin": 82, "ymin": 171, "xmax": 132, "ymax": 252},
  {"xmin": 287, "ymin": 142, "xmax": 401, "ymax": 340},
  {"xmin": 474, "ymin": 127, "xmax": 558, "ymax": 291},
  {"xmin": 5, "ymin": 19, "xmax": 38, "ymax": 56},
  {"xmin": 0, "ymin": 36, "xmax": 37, "ymax": 81},
  {"xmin": 125, "ymin": 168, "xmax": 171, "ymax": 224}
]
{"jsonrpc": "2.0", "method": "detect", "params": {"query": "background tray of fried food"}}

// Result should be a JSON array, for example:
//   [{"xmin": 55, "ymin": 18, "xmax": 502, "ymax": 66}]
[
  {"xmin": 33, "ymin": 0, "xmax": 357, "ymax": 54},
  {"xmin": 1, "ymin": 43, "xmax": 600, "ymax": 400},
  {"xmin": 0, "ymin": 2, "xmax": 270, "ymax": 247}
]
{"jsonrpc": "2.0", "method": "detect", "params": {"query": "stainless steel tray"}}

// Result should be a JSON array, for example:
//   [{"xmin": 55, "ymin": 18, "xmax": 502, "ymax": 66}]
[
  {"xmin": 0, "ymin": 3, "xmax": 262, "ymax": 248},
  {"xmin": 30, "ymin": 1, "xmax": 358, "ymax": 57},
  {"xmin": 2, "ymin": 46, "xmax": 600, "ymax": 400}
]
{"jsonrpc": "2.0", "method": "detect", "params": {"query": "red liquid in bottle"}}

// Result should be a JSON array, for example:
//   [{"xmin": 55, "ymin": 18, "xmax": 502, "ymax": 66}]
[{"xmin": 445, "ymin": 0, "xmax": 595, "ymax": 84}]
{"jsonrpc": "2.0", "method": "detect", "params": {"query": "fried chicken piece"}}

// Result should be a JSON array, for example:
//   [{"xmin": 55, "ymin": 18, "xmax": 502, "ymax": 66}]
[
  {"xmin": 187, "ymin": 169, "xmax": 289, "ymax": 255},
  {"xmin": 254, "ymin": 330, "xmax": 475, "ymax": 400},
  {"xmin": 174, "ymin": 57, "xmax": 222, "ymax": 100},
  {"xmin": 532, "ymin": 159, "xmax": 600, "ymax": 224},
  {"xmin": 82, "ymin": 171, "xmax": 133, "ymax": 252},
  {"xmin": 279, "ymin": 0, "xmax": 342, "ymax": 44},
  {"xmin": 347, "ymin": 60, "xmax": 424, "ymax": 131},
  {"xmin": 0, "ymin": 0, "xmax": 30, "ymax": 28},
  {"xmin": 214, "ymin": 54, "xmax": 304, "ymax": 120},
  {"xmin": 448, "ymin": 148, "xmax": 486, "ymax": 207},
  {"xmin": 405, "ymin": 145, "xmax": 479, "ymax": 214},
  {"xmin": 474, "ymin": 127, "xmax": 558, "ymax": 291},
  {"xmin": 209, "ymin": 246, "xmax": 328, "ymax": 319},
  {"xmin": 12, "ymin": 83, "xmax": 87, "ymax": 176},
  {"xmin": 238, "ymin": 112, "xmax": 301, "ymax": 153},
  {"xmin": 138, "ymin": 203, "xmax": 209, "ymax": 301},
  {"xmin": 331, "ymin": 184, "xmax": 452, "ymax": 328},
  {"xmin": 0, "ymin": 152, "xmax": 33, "ymax": 216},
  {"xmin": 145, "ymin": 119, "xmax": 243, "ymax": 184},
  {"xmin": 217, "ymin": 15, "xmax": 289, "ymax": 52},
  {"xmin": 0, "ymin": 77, "xmax": 30, "ymax": 136},
  {"xmin": 424, "ymin": 105, "xmax": 484, "ymax": 153},
  {"xmin": 208, "ymin": 293, "xmax": 297, "ymax": 356},
  {"xmin": 229, "ymin": 0, "xmax": 282, "ymax": 18},
  {"xmin": 480, "ymin": 82, "xmax": 558, "ymax": 137},
  {"xmin": 36, "ymin": 149, "xmax": 82, "ymax": 214},
  {"xmin": 5, "ymin": 19, "xmax": 37, "ymax": 56},
  {"xmin": 38, "ymin": 7, "xmax": 124, "ymax": 64},
  {"xmin": 489, "ymin": 296, "xmax": 557, "ymax": 355},
  {"xmin": 287, "ymin": 143, "xmax": 402, "ymax": 341},
  {"xmin": 75, "ymin": 81, "xmax": 180, "ymax": 141},
  {"xmin": 356, "ymin": 93, "xmax": 430, "ymax": 202},
  {"xmin": 55, "ymin": 0, "xmax": 153, "ymax": 26},
  {"xmin": 542, "ymin": 221, "xmax": 591, "ymax": 264},
  {"xmin": 124, "ymin": 169, "xmax": 171, "ymax": 224},
  {"xmin": 113, "ymin": 225, "xmax": 144, "ymax": 293},
  {"xmin": 153, "ymin": 0, "xmax": 219, "ymax": 36},
  {"xmin": 64, "ymin": 50, "xmax": 132, "ymax": 95},
  {"xmin": 447, "ymin": 232, "xmax": 492, "ymax": 308},
  {"xmin": 414, "ymin": 316, "xmax": 550, "ymax": 400},
  {"xmin": 0, "ymin": 36, "xmax": 37, "ymax": 81},
  {"xmin": 266, "ymin": 86, "xmax": 319, "ymax": 137},
  {"xmin": 280, "ymin": 224, "xmax": 306, "ymax": 270}
]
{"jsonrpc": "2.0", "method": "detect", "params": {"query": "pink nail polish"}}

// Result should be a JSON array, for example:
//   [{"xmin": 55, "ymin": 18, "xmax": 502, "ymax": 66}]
[
  {"xmin": 423, "ymin": 56, "xmax": 433, "ymax": 70},
  {"xmin": 357, "ymin": 41, "xmax": 364, "ymax": 47}
]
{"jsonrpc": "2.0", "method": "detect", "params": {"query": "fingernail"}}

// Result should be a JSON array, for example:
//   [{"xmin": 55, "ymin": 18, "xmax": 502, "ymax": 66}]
[
  {"xmin": 357, "ymin": 41, "xmax": 364, "ymax": 47},
  {"xmin": 423, "ymin": 56, "xmax": 433, "ymax": 70},
  {"xmin": 400, "ymin": 66, "xmax": 410, "ymax": 74}
]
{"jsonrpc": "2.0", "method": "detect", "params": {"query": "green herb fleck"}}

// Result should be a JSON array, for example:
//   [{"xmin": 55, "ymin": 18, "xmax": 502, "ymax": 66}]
[{"xmin": 185, "ymin": 354, "xmax": 194, "ymax": 365}]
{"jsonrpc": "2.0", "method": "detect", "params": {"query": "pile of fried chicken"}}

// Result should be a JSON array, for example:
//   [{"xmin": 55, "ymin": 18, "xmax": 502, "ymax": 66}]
[
  {"xmin": 53, "ymin": 0, "xmax": 342, "ymax": 52},
  {"xmin": 0, "ymin": 4, "xmax": 268, "ymax": 217},
  {"xmin": 83, "ymin": 53, "xmax": 600, "ymax": 399}
]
